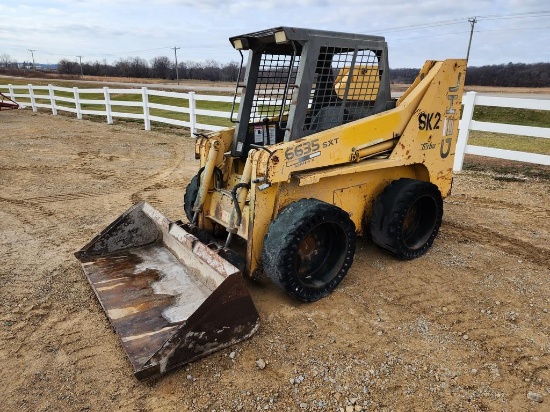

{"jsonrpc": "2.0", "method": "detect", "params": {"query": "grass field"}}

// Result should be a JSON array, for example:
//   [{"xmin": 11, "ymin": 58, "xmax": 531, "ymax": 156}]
[
  {"xmin": 2, "ymin": 77, "xmax": 548, "ymax": 154},
  {"xmin": 0, "ymin": 77, "xmax": 236, "ymax": 128},
  {"xmin": 470, "ymin": 106, "xmax": 550, "ymax": 155}
]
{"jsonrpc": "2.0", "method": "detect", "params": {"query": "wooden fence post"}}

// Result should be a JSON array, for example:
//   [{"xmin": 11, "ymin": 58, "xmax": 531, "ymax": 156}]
[
  {"xmin": 103, "ymin": 87, "xmax": 113, "ymax": 124},
  {"xmin": 73, "ymin": 87, "xmax": 82, "ymax": 120},
  {"xmin": 454, "ymin": 91, "xmax": 477, "ymax": 172},
  {"xmin": 142, "ymin": 87, "xmax": 151, "ymax": 131},
  {"xmin": 28, "ymin": 84, "xmax": 37, "ymax": 112},
  {"xmin": 189, "ymin": 91, "xmax": 197, "ymax": 135},
  {"xmin": 48, "ymin": 84, "xmax": 58, "ymax": 115}
]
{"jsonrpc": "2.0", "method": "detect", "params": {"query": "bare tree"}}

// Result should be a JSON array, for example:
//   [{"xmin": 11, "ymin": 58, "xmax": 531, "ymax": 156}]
[
  {"xmin": 0, "ymin": 54, "xmax": 13, "ymax": 68},
  {"xmin": 184, "ymin": 61, "xmax": 202, "ymax": 80},
  {"xmin": 151, "ymin": 56, "xmax": 172, "ymax": 79},
  {"xmin": 221, "ymin": 61, "xmax": 240, "ymax": 81},
  {"xmin": 113, "ymin": 57, "xmax": 150, "ymax": 78},
  {"xmin": 57, "ymin": 59, "xmax": 80, "ymax": 75}
]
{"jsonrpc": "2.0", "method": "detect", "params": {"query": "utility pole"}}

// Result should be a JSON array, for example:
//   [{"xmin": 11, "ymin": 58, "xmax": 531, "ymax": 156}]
[
  {"xmin": 466, "ymin": 17, "xmax": 477, "ymax": 62},
  {"xmin": 172, "ymin": 46, "xmax": 181, "ymax": 85},
  {"xmin": 76, "ymin": 55, "xmax": 84, "ymax": 76},
  {"xmin": 28, "ymin": 49, "xmax": 36, "ymax": 70}
]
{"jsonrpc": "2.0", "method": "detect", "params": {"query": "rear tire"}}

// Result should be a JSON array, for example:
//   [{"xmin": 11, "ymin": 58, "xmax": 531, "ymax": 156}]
[
  {"xmin": 183, "ymin": 174, "xmax": 200, "ymax": 222},
  {"xmin": 262, "ymin": 199, "xmax": 356, "ymax": 302},
  {"xmin": 370, "ymin": 178, "xmax": 443, "ymax": 259}
]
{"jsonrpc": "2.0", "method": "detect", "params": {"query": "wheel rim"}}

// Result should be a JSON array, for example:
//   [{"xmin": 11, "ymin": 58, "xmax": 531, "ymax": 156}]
[
  {"xmin": 402, "ymin": 195, "xmax": 437, "ymax": 250},
  {"xmin": 295, "ymin": 222, "xmax": 348, "ymax": 289}
]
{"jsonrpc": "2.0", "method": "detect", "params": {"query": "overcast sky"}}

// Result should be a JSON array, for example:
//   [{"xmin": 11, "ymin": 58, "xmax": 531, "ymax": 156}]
[{"xmin": 1, "ymin": 0, "xmax": 548, "ymax": 68}]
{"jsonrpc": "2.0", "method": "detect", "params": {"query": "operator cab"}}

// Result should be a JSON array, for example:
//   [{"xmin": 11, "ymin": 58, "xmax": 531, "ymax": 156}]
[{"xmin": 229, "ymin": 27, "xmax": 392, "ymax": 157}]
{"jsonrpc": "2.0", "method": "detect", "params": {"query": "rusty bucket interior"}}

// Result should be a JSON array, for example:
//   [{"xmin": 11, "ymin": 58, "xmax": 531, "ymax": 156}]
[{"xmin": 75, "ymin": 201, "xmax": 260, "ymax": 380}]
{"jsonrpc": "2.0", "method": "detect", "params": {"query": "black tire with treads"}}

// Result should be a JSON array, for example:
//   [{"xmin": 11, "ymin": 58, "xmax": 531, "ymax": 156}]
[
  {"xmin": 262, "ymin": 198, "xmax": 356, "ymax": 302},
  {"xmin": 370, "ymin": 178, "xmax": 443, "ymax": 259},
  {"xmin": 183, "ymin": 174, "xmax": 200, "ymax": 222}
]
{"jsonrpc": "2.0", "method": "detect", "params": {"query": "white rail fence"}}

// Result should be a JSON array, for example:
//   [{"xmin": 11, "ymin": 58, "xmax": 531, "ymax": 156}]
[
  {"xmin": 1, "ymin": 83, "xmax": 238, "ymax": 133},
  {"xmin": 454, "ymin": 91, "xmax": 550, "ymax": 171},
  {"xmin": 2, "ymin": 85, "xmax": 549, "ymax": 169}
]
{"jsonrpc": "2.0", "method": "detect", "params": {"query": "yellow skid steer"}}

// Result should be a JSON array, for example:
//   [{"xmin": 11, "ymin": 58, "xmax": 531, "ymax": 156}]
[{"xmin": 76, "ymin": 27, "xmax": 466, "ymax": 379}]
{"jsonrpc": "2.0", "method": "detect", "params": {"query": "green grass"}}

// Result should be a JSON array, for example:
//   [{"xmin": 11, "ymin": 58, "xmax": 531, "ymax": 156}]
[
  {"xmin": 1, "ymin": 79, "xmax": 238, "ymax": 128},
  {"xmin": 473, "ymin": 106, "xmax": 550, "ymax": 128},
  {"xmin": 468, "ymin": 131, "xmax": 550, "ymax": 155},
  {"xmin": 469, "ymin": 106, "xmax": 549, "ymax": 155}
]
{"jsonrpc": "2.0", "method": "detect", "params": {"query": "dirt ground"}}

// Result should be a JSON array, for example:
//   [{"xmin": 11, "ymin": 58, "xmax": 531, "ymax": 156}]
[{"xmin": 1, "ymin": 110, "xmax": 549, "ymax": 412}]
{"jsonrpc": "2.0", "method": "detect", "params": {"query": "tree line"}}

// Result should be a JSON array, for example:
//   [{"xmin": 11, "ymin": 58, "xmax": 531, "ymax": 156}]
[
  {"xmin": 1, "ymin": 53, "xmax": 549, "ymax": 87},
  {"xmin": 51, "ymin": 59, "xmax": 550, "ymax": 87},
  {"xmin": 57, "ymin": 57, "xmax": 240, "ymax": 82},
  {"xmin": 391, "ymin": 63, "xmax": 550, "ymax": 88}
]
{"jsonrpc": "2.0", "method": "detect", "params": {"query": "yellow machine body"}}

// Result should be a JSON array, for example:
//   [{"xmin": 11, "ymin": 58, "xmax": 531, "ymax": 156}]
[{"xmin": 196, "ymin": 59, "xmax": 466, "ymax": 277}]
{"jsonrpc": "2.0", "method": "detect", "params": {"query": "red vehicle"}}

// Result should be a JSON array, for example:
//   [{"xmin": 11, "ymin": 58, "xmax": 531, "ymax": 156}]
[{"xmin": 0, "ymin": 92, "xmax": 19, "ymax": 110}]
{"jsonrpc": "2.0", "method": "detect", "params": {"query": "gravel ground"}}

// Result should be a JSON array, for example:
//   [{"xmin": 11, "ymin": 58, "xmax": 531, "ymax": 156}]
[{"xmin": 0, "ymin": 110, "xmax": 549, "ymax": 411}]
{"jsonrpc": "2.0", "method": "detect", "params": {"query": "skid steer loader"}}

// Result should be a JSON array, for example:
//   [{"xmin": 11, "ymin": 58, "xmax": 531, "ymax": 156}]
[{"xmin": 76, "ymin": 27, "xmax": 466, "ymax": 379}]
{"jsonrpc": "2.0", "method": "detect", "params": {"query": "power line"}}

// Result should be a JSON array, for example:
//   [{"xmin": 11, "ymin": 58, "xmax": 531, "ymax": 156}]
[
  {"xmin": 478, "ymin": 26, "xmax": 550, "ymax": 32},
  {"xmin": 23, "ymin": 45, "xmax": 226, "ymax": 60},
  {"xmin": 389, "ymin": 25, "xmax": 550, "ymax": 42},
  {"xmin": 367, "ymin": 19, "xmax": 465, "ymax": 34},
  {"xmin": 476, "ymin": 11, "xmax": 550, "ymax": 20},
  {"xmin": 98, "ymin": 46, "xmax": 173, "ymax": 56},
  {"xmin": 389, "ymin": 30, "xmax": 468, "ymax": 41},
  {"xmin": 368, "ymin": 10, "xmax": 550, "ymax": 35}
]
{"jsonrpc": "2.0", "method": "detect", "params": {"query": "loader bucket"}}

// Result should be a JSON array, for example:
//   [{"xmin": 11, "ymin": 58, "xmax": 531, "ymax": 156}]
[{"xmin": 75, "ymin": 201, "xmax": 260, "ymax": 380}]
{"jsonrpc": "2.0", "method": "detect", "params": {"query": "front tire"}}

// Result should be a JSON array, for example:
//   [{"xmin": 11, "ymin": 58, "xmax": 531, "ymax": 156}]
[
  {"xmin": 262, "ymin": 199, "xmax": 356, "ymax": 302},
  {"xmin": 370, "ymin": 178, "xmax": 443, "ymax": 259},
  {"xmin": 183, "ymin": 174, "xmax": 200, "ymax": 222}
]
